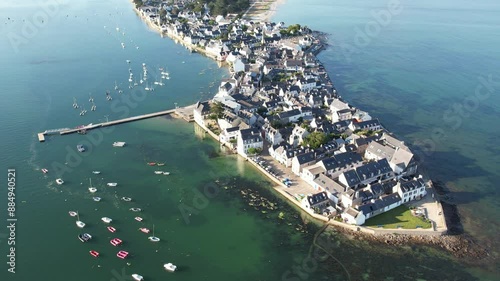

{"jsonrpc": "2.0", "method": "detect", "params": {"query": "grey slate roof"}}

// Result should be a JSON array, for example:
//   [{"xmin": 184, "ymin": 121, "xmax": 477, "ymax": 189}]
[{"xmin": 295, "ymin": 151, "xmax": 316, "ymax": 164}]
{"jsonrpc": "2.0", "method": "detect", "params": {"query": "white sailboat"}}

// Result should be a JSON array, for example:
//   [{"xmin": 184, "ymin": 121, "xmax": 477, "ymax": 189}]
[
  {"xmin": 76, "ymin": 212, "xmax": 85, "ymax": 228},
  {"xmin": 114, "ymin": 81, "xmax": 118, "ymax": 90},
  {"xmin": 148, "ymin": 224, "xmax": 160, "ymax": 242},
  {"xmin": 88, "ymin": 178, "xmax": 97, "ymax": 193},
  {"xmin": 73, "ymin": 97, "xmax": 79, "ymax": 109}
]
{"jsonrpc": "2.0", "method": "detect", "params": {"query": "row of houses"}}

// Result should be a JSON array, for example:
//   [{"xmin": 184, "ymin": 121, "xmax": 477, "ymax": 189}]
[{"xmin": 141, "ymin": 2, "xmax": 428, "ymax": 226}]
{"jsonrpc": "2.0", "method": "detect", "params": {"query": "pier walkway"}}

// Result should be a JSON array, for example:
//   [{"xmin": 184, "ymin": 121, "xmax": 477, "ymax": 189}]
[{"xmin": 38, "ymin": 104, "xmax": 197, "ymax": 141}]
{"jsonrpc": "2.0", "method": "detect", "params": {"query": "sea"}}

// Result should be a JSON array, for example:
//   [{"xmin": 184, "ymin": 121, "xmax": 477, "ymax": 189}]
[{"xmin": 0, "ymin": 0, "xmax": 498, "ymax": 280}]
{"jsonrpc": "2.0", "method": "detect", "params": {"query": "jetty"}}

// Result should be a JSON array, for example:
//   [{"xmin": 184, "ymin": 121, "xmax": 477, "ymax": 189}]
[{"xmin": 37, "ymin": 104, "xmax": 197, "ymax": 141}]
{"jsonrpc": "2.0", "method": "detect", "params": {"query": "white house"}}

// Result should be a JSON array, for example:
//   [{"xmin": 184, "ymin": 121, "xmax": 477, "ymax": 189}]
[
  {"xmin": 262, "ymin": 124, "xmax": 283, "ymax": 145},
  {"xmin": 301, "ymin": 191, "xmax": 330, "ymax": 214},
  {"xmin": 288, "ymin": 125, "xmax": 309, "ymax": 147},
  {"xmin": 291, "ymin": 151, "xmax": 316, "ymax": 176},
  {"xmin": 237, "ymin": 128, "xmax": 263, "ymax": 157},
  {"xmin": 394, "ymin": 177, "xmax": 427, "ymax": 203},
  {"xmin": 193, "ymin": 101, "xmax": 211, "ymax": 127}
]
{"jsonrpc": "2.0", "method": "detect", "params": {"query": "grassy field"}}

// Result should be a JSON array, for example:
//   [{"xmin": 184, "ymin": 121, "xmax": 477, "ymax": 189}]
[{"xmin": 364, "ymin": 205, "xmax": 432, "ymax": 229}]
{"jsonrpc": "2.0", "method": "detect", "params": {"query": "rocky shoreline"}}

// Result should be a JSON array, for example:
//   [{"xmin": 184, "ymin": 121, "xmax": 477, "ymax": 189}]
[{"xmin": 327, "ymin": 224, "xmax": 491, "ymax": 265}]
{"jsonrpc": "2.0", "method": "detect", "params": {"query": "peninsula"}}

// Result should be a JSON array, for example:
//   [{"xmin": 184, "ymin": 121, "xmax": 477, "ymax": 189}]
[{"xmin": 126, "ymin": 0, "xmax": 487, "ymax": 260}]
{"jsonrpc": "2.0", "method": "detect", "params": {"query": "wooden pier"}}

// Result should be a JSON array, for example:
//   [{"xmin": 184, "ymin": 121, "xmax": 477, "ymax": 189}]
[{"xmin": 37, "ymin": 104, "xmax": 197, "ymax": 141}]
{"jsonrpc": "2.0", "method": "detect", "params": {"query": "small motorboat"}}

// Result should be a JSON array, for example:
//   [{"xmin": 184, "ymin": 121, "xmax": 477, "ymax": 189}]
[
  {"xmin": 101, "ymin": 217, "xmax": 113, "ymax": 224},
  {"xmin": 107, "ymin": 182, "xmax": 118, "ymax": 187},
  {"xmin": 139, "ymin": 228, "xmax": 150, "ymax": 233},
  {"xmin": 117, "ymin": 250, "xmax": 129, "ymax": 259},
  {"xmin": 76, "ymin": 221, "xmax": 86, "ymax": 228},
  {"xmin": 89, "ymin": 250, "xmax": 99, "ymax": 258},
  {"xmin": 89, "ymin": 187, "xmax": 97, "ymax": 193},
  {"xmin": 163, "ymin": 172, "xmax": 170, "ymax": 175},
  {"xmin": 110, "ymin": 238, "xmax": 123, "ymax": 246},
  {"xmin": 135, "ymin": 217, "xmax": 143, "ymax": 222},
  {"xmin": 129, "ymin": 208, "xmax": 141, "ymax": 212},
  {"xmin": 92, "ymin": 171, "xmax": 101, "ymax": 174},
  {"xmin": 113, "ymin": 141, "xmax": 126, "ymax": 147},
  {"xmin": 121, "ymin": 197, "xmax": 132, "ymax": 202},
  {"xmin": 147, "ymin": 162, "xmax": 156, "ymax": 166},
  {"xmin": 154, "ymin": 171, "xmax": 163, "ymax": 175},
  {"xmin": 157, "ymin": 163, "xmax": 165, "ymax": 166},
  {"xmin": 78, "ymin": 233, "xmax": 92, "ymax": 242},
  {"xmin": 69, "ymin": 211, "xmax": 78, "ymax": 217},
  {"xmin": 164, "ymin": 263, "xmax": 177, "ymax": 272},
  {"xmin": 56, "ymin": 178, "xmax": 64, "ymax": 185},
  {"xmin": 93, "ymin": 197, "xmax": 102, "ymax": 202},
  {"xmin": 107, "ymin": 226, "xmax": 117, "ymax": 233},
  {"xmin": 131, "ymin": 274, "xmax": 143, "ymax": 281},
  {"xmin": 77, "ymin": 144, "xmax": 86, "ymax": 152},
  {"xmin": 41, "ymin": 168, "xmax": 48, "ymax": 174}
]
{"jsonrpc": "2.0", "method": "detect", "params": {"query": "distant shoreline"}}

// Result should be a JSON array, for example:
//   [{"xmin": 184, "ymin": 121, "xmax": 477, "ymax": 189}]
[{"xmin": 242, "ymin": 0, "xmax": 287, "ymax": 22}]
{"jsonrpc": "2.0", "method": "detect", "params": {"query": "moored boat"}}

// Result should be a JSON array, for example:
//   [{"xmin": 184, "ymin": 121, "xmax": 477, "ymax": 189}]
[
  {"xmin": 76, "ymin": 212, "xmax": 85, "ymax": 228},
  {"xmin": 78, "ymin": 233, "xmax": 92, "ymax": 242},
  {"xmin": 113, "ymin": 141, "xmax": 126, "ymax": 147},
  {"xmin": 135, "ymin": 217, "xmax": 143, "ymax": 222},
  {"xmin": 148, "ymin": 236, "xmax": 160, "ymax": 242},
  {"xmin": 121, "ymin": 197, "xmax": 132, "ymax": 202},
  {"xmin": 107, "ymin": 182, "xmax": 118, "ymax": 187},
  {"xmin": 110, "ymin": 238, "xmax": 123, "ymax": 246},
  {"xmin": 41, "ymin": 168, "xmax": 48, "ymax": 174},
  {"xmin": 147, "ymin": 162, "xmax": 156, "ymax": 166},
  {"xmin": 163, "ymin": 172, "xmax": 170, "ymax": 175},
  {"xmin": 148, "ymin": 224, "xmax": 160, "ymax": 242},
  {"xmin": 129, "ymin": 207, "xmax": 141, "ymax": 212},
  {"xmin": 154, "ymin": 171, "xmax": 163, "ymax": 175},
  {"xmin": 164, "ymin": 263, "xmax": 177, "ymax": 272},
  {"xmin": 101, "ymin": 217, "xmax": 112, "ymax": 224},
  {"xmin": 92, "ymin": 171, "xmax": 101, "ymax": 174},
  {"xmin": 89, "ymin": 250, "xmax": 99, "ymax": 258},
  {"xmin": 131, "ymin": 274, "xmax": 143, "ymax": 281},
  {"xmin": 107, "ymin": 226, "xmax": 117, "ymax": 233},
  {"xmin": 89, "ymin": 187, "xmax": 97, "ymax": 193},
  {"xmin": 77, "ymin": 144, "xmax": 85, "ymax": 152},
  {"xmin": 93, "ymin": 197, "xmax": 101, "ymax": 202},
  {"xmin": 116, "ymin": 250, "xmax": 129, "ymax": 259},
  {"xmin": 69, "ymin": 211, "xmax": 77, "ymax": 217},
  {"xmin": 156, "ymin": 163, "xmax": 165, "ymax": 166},
  {"xmin": 56, "ymin": 178, "xmax": 64, "ymax": 185},
  {"xmin": 139, "ymin": 228, "xmax": 150, "ymax": 233}
]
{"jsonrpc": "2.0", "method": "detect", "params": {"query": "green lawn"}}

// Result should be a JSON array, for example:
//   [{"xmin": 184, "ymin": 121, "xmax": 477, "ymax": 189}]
[{"xmin": 364, "ymin": 205, "xmax": 432, "ymax": 229}]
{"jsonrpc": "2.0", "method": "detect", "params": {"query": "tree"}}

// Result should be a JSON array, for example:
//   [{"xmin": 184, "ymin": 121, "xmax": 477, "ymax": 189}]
[
  {"xmin": 247, "ymin": 147, "xmax": 262, "ymax": 155},
  {"xmin": 302, "ymin": 131, "xmax": 328, "ymax": 149},
  {"xmin": 210, "ymin": 102, "xmax": 225, "ymax": 118}
]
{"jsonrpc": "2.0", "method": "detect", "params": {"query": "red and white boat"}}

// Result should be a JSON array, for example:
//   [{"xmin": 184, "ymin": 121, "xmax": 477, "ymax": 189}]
[
  {"xmin": 107, "ymin": 226, "xmax": 117, "ymax": 233},
  {"xmin": 139, "ymin": 228, "xmax": 150, "ymax": 233},
  {"xmin": 110, "ymin": 238, "xmax": 123, "ymax": 246},
  {"xmin": 116, "ymin": 250, "xmax": 129, "ymax": 259},
  {"xmin": 69, "ymin": 211, "xmax": 78, "ymax": 217},
  {"xmin": 147, "ymin": 162, "xmax": 156, "ymax": 166},
  {"xmin": 89, "ymin": 250, "xmax": 99, "ymax": 258},
  {"xmin": 41, "ymin": 168, "xmax": 48, "ymax": 174},
  {"xmin": 135, "ymin": 217, "xmax": 143, "ymax": 222}
]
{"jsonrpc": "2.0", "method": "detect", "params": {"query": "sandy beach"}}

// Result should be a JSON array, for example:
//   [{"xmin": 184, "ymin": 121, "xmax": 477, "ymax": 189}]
[{"xmin": 243, "ymin": 0, "xmax": 286, "ymax": 22}]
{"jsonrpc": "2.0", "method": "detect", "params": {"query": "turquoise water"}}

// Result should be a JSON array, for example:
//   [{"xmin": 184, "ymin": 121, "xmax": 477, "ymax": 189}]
[{"xmin": 0, "ymin": 0, "xmax": 498, "ymax": 280}]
